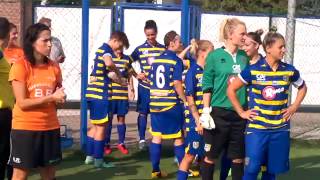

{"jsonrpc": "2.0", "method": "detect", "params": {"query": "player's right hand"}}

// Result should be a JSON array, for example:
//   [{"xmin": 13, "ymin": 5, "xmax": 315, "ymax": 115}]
[
  {"xmin": 239, "ymin": 109, "xmax": 258, "ymax": 121},
  {"xmin": 137, "ymin": 72, "xmax": 147, "ymax": 81},
  {"xmin": 199, "ymin": 107, "xmax": 215, "ymax": 130}
]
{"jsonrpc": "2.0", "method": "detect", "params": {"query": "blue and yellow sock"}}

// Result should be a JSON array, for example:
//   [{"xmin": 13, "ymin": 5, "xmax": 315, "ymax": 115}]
[
  {"xmin": 105, "ymin": 120, "xmax": 112, "ymax": 145},
  {"xmin": 177, "ymin": 170, "xmax": 188, "ymax": 180},
  {"xmin": 150, "ymin": 142, "xmax": 161, "ymax": 172},
  {"xmin": 94, "ymin": 140, "xmax": 105, "ymax": 159},
  {"xmin": 137, "ymin": 113, "xmax": 147, "ymax": 141},
  {"xmin": 117, "ymin": 123, "xmax": 126, "ymax": 144},
  {"xmin": 86, "ymin": 136, "xmax": 94, "ymax": 156},
  {"xmin": 174, "ymin": 144, "xmax": 185, "ymax": 165}
]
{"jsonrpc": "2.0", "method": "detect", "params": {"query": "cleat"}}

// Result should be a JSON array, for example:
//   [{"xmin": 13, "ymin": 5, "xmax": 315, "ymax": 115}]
[
  {"xmin": 84, "ymin": 156, "xmax": 94, "ymax": 165},
  {"xmin": 188, "ymin": 169, "xmax": 200, "ymax": 177},
  {"xmin": 138, "ymin": 140, "xmax": 147, "ymax": 150},
  {"xmin": 151, "ymin": 171, "xmax": 168, "ymax": 179},
  {"xmin": 104, "ymin": 145, "xmax": 112, "ymax": 155},
  {"xmin": 117, "ymin": 144, "xmax": 129, "ymax": 154}
]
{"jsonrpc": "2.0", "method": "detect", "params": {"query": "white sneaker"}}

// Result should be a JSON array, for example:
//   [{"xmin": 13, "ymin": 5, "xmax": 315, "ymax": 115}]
[{"xmin": 138, "ymin": 140, "xmax": 146, "ymax": 150}]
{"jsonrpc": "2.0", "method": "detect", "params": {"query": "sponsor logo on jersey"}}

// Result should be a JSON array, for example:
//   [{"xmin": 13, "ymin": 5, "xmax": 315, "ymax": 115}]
[
  {"xmin": 262, "ymin": 86, "xmax": 285, "ymax": 100},
  {"xmin": 256, "ymin": 74, "xmax": 266, "ymax": 81},
  {"xmin": 13, "ymin": 157, "xmax": 21, "ymax": 164},
  {"xmin": 232, "ymin": 64, "xmax": 241, "ymax": 73},
  {"xmin": 148, "ymin": 57, "xmax": 155, "ymax": 65}
]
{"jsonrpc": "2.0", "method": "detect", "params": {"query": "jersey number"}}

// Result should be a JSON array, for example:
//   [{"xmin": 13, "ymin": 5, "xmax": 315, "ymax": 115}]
[{"xmin": 156, "ymin": 65, "xmax": 165, "ymax": 88}]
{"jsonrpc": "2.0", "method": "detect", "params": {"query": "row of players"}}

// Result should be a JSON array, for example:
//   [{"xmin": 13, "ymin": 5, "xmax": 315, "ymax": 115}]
[{"xmin": 84, "ymin": 18, "xmax": 307, "ymax": 180}]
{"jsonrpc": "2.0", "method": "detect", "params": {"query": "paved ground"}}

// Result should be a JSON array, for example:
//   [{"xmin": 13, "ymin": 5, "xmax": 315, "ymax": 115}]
[{"xmin": 58, "ymin": 108, "xmax": 320, "ymax": 148}]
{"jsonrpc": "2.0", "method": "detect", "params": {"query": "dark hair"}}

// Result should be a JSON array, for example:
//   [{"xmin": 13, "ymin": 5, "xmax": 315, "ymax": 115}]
[
  {"xmin": 110, "ymin": 31, "xmax": 130, "ymax": 49},
  {"xmin": 23, "ymin": 23, "xmax": 50, "ymax": 65},
  {"xmin": 247, "ymin": 29, "xmax": 263, "ymax": 45},
  {"xmin": 164, "ymin": 30, "xmax": 178, "ymax": 48},
  {"xmin": 144, "ymin": 20, "xmax": 157, "ymax": 32},
  {"xmin": 9, "ymin": 23, "xmax": 17, "ymax": 31},
  {"xmin": 262, "ymin": 27, "xmax": 284, "ymax": 52},
  {"xmin": 0, "ymin": 17, "xmax": 10, "ymax": 39}
]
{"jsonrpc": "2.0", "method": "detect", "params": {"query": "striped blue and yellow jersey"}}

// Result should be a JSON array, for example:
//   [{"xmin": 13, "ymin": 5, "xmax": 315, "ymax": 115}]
[
  {"xmin": 111, "ymin": 54, "xmax": 133, "ymax": 100},
  {"xmin": 239, "ymin": 57, "xmax": 305, "ymax": 131},
  {"xmin": 182, "ymin": 55, "xmax": 196, "ymax": 82},
  {"xmin": 131, "ymin": 41, "xmax": 165, "ymax": 89},
  {"xmin": 184, "ymin": 63, "xmax": 204, "ymax": 130},
  {"xmin": 86, "ymin": 43, "xmax": 113, "ymax": 101},
  {"xmin": 149, "ymin": 50, "xmax": 183, "ymax": 112}
]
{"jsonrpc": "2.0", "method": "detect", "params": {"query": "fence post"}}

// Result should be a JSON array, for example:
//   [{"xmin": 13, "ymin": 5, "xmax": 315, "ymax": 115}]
[
  {"xmin": 181, "ymin": 0, "xmax": 189, "ymax": 46},
  {"xmin": 80, "ymin": 0, "xmax": 89, "ymax": 151},
  {"xmin": 285, "ymin": 0, "xmax": 296, "ymax": 65}
]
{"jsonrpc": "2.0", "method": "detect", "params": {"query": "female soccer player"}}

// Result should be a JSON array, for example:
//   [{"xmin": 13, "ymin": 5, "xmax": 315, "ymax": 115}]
[
  {"xmin": 4, "ymin": 23, "xmax": 24, "ymax": 64},
  {"xmin": 84, "ymin": 31, "xmax": 129, "ymax": 168},
  {"xmin": 130, "ymin": 20, "xmax": 166, "ymax": 150},
  {"xmin": 104, "ymin": 49, "xmax": 134, "ymax": 155},
  {"xmin": 177, "ymin": 39, "xmax": 213, "ymax": 180},
  {"xmin": 200, "ymin": 18, "xmax": 248, "ymax": 180},
  {"xmin": 8, "ymin": 23, "xmax": 66, "ymax": 180},
  {"xmin": 227, "ymin": 30, "xmax": 307, "ymax": 180},
  {"xmin": 148, "ymin": 31, "xmax": 186, "ymax": 178}
]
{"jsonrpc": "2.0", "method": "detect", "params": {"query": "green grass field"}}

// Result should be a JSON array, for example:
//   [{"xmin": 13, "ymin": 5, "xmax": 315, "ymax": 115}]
[{"xmin": 29, "ymin": 140, "xmax": 320, "ymax": 180}]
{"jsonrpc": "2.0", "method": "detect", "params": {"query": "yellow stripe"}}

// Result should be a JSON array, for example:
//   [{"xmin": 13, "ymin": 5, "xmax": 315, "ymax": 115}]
[
  {"xmin": 90, "ymin": 116, "xmax": 109, "ymax": 124},
  {"xmin": 150, "ymin": 89, "xmax": 172, "ymax": 93},
  {"xmin": 96, "ymin": 49, "xmax": 104, "ymax": 53},
  {"xmin": 248, "ymin": 123, "xmax": 287, "ymax": 129},
  {"xmin": 139, "ymin": 47, "xmax": 165, "ymax": 51},
  {"xmin": 96, "ymin": 70, "xmax": 103, "ymax": 74},
  {"xmin": 152, "ymin": 59, "xmax": 176, "ymax": 65},
  {"xmin": 150, "ymin": 105, "xmax": 175, "ymax": 112},
  {"xmin": 113, "ymin": 59, "xmax": 129, "ymax": 63},
  {"xmin": 196, "ymin": 74, "xmax": 203, "ymax": 78},
  {"xmin": 150, "ymin": 102, "xmax": 176, "ymax": 106},
  {"xmin": 111, "ymin": 96, "xmax": 128, "ymax": 100},
  {"xmin": 85, "ymin": 94, "xmax": 103, "ymax": 99},
  {"xmin": 248, "ymin": 123, "xmax": 267, "ymax": 129},
  {"xmin": 185, "ymin": 118, "xmax": 190, "ymax": 123},
  {"xmin": 254, "ymin": 99, "xmax": 288, "ymax": 105},
  {"xmin": 252, "ymin": 88, "xmax": 261, "ymax": 94},
  {"xmin": 150, "ymin": 96, "xmax": 177, "ymax": 99},
  {"xmin": 98, "ymin": 56, "xmax": 104, "ymax": 60},
  {"xmin": 90, "ymin": 82, "xmax": 104, "ymax": 86},
  {"xmin": 112, "ymin": 89, "xmax": 128, "ymax": 93},
  {"xmin": 195, "ymin": 100, "xmax": 202, "ymax": 105},
  {"xmin": 111, "ymin": 83, "xmax": 121, "ymax": 87},
  {"xmin": 253, "ymin": 106, "xmax": 282, "ymax": 115},
  {"xmin": 251, "ymin": 70, "xmax": 294, "ymax": 76},
  {"xmin": 143, "ymin": 66, "xmax": 151, "ymax": 70},
  {"xmin": 252, "ymin": 80, "xmax": 289, "ymax": 86},
  {"xmin": 97, "ymin": 63, "xmax": 104, "ymax": 67},
  {"xmin": 149, "ymin": 128, "xmax": 182, "ymax": 139},
  {"xmin": 254, "ymin": 116, "xmax": 286, "ymax": 125},
  {"xmin": 87, "ymin": 88, "xmax": 103, "ymax": 93},
  {"xmin": 140, "ymin": 53, "xmax": 161, "ymax": 58},
  {"xmin": 196, "ymin": 91, "xmax": 203, "ymax": 96}
]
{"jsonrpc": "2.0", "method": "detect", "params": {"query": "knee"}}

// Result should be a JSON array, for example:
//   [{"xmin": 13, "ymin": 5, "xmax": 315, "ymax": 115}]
[
  {"xmin": 152, "ymin": 136, "xmax": 162, "ymax": 144},
  {"xmin": 117, "ymin": 116, "xmax": 125, "ymax": 124},
  {"xmin": 174, "ymin": 138, "xmax": 184, "ymax": 146},
  {"xmin": 184, "ymin": 154, "xmax": 195, "ymax": 162}
]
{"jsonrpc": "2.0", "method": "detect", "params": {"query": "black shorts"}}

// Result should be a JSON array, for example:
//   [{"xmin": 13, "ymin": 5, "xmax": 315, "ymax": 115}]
[
  {"xmin": 8, "ymin": 129, "xmax": 62, "ymax": 169},
  {"xmin": 203, "ymin": 107, "xmax": 246, "ymax": 160}
]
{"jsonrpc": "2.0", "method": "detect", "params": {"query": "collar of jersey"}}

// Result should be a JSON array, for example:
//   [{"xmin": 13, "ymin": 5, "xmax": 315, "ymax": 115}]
[
  {"xmin": 260, "ymin": 57, "xmax": 286, "ymax": 72},
  {"xmin": 144, "ymin": 40, "xmax": 161, "ymax": 48}
]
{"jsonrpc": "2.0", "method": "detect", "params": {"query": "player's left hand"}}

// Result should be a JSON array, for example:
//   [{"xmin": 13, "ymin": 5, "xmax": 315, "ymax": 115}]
[
  {"xmin": 128, "ymin": 88, "xmax": 135, "ymax": 101},
  {"xmin": 282, "ymin": 105, "xmax": 298, "ymax": 121}
]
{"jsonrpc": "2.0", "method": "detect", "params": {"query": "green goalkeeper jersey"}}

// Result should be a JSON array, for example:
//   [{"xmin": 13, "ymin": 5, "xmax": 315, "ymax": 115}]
[{"xmin": 202, "ymin": 47, "xmax": 248, "ymax": 110}]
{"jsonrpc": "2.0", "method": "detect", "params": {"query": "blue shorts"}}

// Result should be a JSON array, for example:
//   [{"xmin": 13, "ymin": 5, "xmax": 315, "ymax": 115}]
[
  {"xmin": 245, "ymin": 130, "xmax": 290, "ymax": 174},
  {"xmin": 150, "ymin": 104, "xmax": 184, "ymax": 139},
  {"xmin": 112, "ymin": 100, "xmax": 129, "ymax": 116},
  {"xmin": 185, "ymin": 129, "xmax": 204, "ymax": 157},
  {"xmin": 137, "ymin": 84, "xmax": 150, "ymax": 114},
  {"xmin": 88, "ymin": 100, "xmax": 109, "ymax": 124}
]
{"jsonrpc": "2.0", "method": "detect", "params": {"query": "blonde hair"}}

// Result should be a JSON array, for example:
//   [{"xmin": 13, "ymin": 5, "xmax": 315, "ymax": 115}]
[
  {"xmin": 190, "ymin": 39, "xmax": 213, "ymax": 58},
  {"xmin": 219, "ymin": 18, "xmax": 246, "ymax": 42}
]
